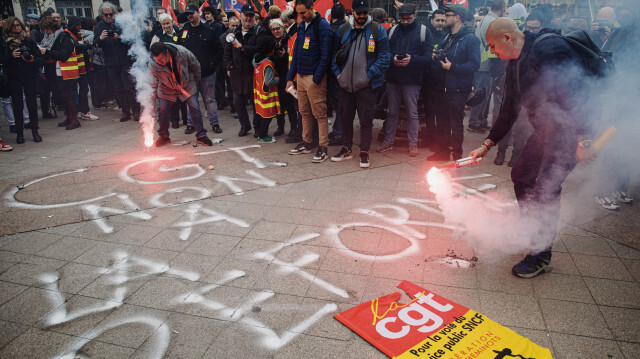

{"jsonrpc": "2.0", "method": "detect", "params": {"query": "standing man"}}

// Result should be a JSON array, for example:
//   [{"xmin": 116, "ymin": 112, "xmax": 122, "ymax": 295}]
[
  {"xmin": 330, "ymin": 0, "xmax": 390, "ymax": 168},
  {"xmin": 94, "ymin": 2, "xmax": 141, "ymax": 123},
  {"xmin": 376, "ymin": 3, "xmax": 432, "ymax": 157},
  {"xmin": 223, "ymin": 4, "xmax": 261, "ymax": 137},
  {"xmin": 179, "ymin": 3, "xmax": 223, "ymax": 134},
  {"xmin": 427, "ymin": 4, "xmax": 480, "ymax": 161},
  {"xmin": 467, "ymin": 0, "xmax": 505, "ymax": 134},
  {"xmin": 470, "ymin": 18, "xmax": 597, "ymax": 278},
  {"xmin": 420, "ymin": 9, "xmax": 447, "ymax": 148},
  {"xmin": 149, "ymin": 42, "xmax": 214, "ymax": 147},
  {"xmin": 286, "ymin": 0, "xmax": 333, "ymax": 163}
]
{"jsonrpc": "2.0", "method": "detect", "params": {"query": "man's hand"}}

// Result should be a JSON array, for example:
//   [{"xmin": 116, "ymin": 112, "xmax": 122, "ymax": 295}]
[
  {"xmin": 440, "ymin": 57, "xmax": 452, "ymax": 70},
  {"xmin": 286, "ymin": 81, "xmax": 294, "ymax": 90},
  {"xmin": 40, "ymin": 47, "xmax": 47, "ymax": 55},
  {"xmin": 100, "ymin": 30, "xmax": 108, "ymax": 40},
  {"xmin": 470, "ymin": 145, "xmax": 488, "ymax": 161},
  {"xmin": 393, "ymin": 0, "xmax": 404, "ymax": 10},
  {"xmin": 576, "ymin": 143, "xmax": 597, "ymax": 166},
  {"xmin": 12, "ymin": 48, "xmax": 21, "ymax": 58},
  {"xmin": 393, "ymin": 54, "xmax": 410, "ymax": 67}
]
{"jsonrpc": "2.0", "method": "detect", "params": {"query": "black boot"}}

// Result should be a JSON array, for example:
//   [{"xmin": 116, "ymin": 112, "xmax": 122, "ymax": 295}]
[
  {"xmin": 494, "ymin": 150, "xmax": 506, "ymax": 165},
  {"xmin": 16, "ymin": 130, "xmax": 25, "ymax": 144},
  {"xmin": 273, "ymin": 127, "xmax": 285, "ymax": 136},
  {"xmin": 66, "ymin": 112, "xmax": 81, "ymax": 130},
  {"xmin": 32, "ymin": 129, "xmax": 42, "ymax": 142}
]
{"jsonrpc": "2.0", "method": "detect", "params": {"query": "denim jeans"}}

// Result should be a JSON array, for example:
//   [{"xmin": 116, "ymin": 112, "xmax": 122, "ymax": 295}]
[
  {"xmin": 197, "ymin": 72, "xmax": 218, "ymax": 126},
  {"xmin": 384, "ymin": 82, "xmax": 421, "ymax": 146},
  {"xmin": 468, "ymin": 71, "xmax": 492, "ymax": 128},
  {"xmin": 1, "ymin": 95, "xmax": 30, "ymax": 126},
  {"xmin": 158, "ymin": 95, "xmax": 207, "ymax": 139}
]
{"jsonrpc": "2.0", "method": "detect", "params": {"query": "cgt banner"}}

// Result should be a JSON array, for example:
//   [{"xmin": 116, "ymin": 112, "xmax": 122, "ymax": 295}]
[{"xmin": 335, "ymin": 281, "xmax": 552, "ymax": 359}]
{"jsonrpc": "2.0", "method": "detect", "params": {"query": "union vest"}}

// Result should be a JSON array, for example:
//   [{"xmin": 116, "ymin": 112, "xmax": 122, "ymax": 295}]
[
  {"xmin": 253, "ymin": 59, "xmax": 280, "ymax": 119},
  {"xmin": 58, "ymin": 30, "xmax": 80, "ymax": 80},
  {"xmin": 287, "ymin": 31, "xmax": 297, "ymax": 82}
]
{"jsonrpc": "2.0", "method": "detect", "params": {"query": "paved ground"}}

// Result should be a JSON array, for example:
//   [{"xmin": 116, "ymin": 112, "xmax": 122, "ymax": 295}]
[{"xmin": 0, "ymin": 104, "xmax": 638, "ymax": 359}]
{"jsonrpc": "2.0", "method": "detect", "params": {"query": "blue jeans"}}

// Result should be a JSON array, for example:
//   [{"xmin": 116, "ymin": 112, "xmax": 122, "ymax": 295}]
[
  {"xmin": 158, "ymin": 95, "xmax": 207, "ymax": 138},
  {"xmin": 197, "ymin": 72, "xmax": 218, "ymax": 126},
  {"xmin": 384, "ymin": 82, "xmax": 421, "ymax": 146},
  {"xmin": 468, "ymin": 71, "xmax": 492, "ymax": 128}
]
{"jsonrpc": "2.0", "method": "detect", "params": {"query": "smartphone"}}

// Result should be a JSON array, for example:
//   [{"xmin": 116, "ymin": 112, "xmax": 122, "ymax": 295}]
[{"xmin": 396, "ymin": 54, "xmax": 406, "ymax": 60}]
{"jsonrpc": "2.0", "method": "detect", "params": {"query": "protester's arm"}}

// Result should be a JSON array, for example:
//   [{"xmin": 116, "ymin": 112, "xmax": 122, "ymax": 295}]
[
  {"xmin": 264, "ymin": 64, "xmax": 279, "ymax": 87},
  {"xmin": 313, "ymin": 20, "xmax": 333, "ymax": 84},
  {"xmin": 330, "ymin": 28, "xmax": 343, "ymax": 78},
  {"xmin": 367, "ymin": 25, "xmax": 391, "ymax": 80}
]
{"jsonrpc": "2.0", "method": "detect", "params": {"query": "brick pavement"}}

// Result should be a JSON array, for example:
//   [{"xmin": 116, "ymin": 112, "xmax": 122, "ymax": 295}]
[{"xmin": 0, "ymin": 105, "xmax": 638, "ymax": 358}]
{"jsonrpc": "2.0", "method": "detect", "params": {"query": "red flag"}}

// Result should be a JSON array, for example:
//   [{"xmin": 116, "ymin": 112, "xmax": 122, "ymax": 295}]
[
  {"xmin": 162, "ymin": 0, "xmax": 179, "ymax": 25},
  {"xmin": 199, "ymin": 0, "xmax": 210, "ymax": 14},
  {"xmin": 260, "ymin": 0, "xmax": 268, "ymax": 18},
  {"xmin": 225, "ymin": 0, "xmax": 242, "ymax": 19},
  {"xmin": 179, "ymin": 0, "xmax": 187, "ymax": 11}
]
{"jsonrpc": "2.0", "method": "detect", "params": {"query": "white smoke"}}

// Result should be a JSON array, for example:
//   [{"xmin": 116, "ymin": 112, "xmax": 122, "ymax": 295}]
[{"xmin": 116, "ymin": 0, "xmax": 155, "ymax": 147}]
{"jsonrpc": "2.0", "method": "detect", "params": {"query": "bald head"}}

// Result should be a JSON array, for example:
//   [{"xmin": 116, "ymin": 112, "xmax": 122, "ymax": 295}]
[
  {"xmin": 596, "ymin": 7, "xmax": 616, "ymax": 24},
  {"xmin": 486, "ymin": 18, "xmax": 526, "ymax": 60}
]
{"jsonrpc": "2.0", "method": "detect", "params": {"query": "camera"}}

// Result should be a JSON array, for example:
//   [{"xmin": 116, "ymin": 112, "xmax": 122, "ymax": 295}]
[
  {"xmin": 107, "ymin": 30, "xmax": 116, "ymax": 37},
  {"xmin": 433, "ymin": 49, "xmax": 448, "ymax": 62},
  {"xmin": 19, "ymin": 45, "xmax": 30, "ymax": 58},
  {"xmin": 274, "ymin": 39, "xmax": 284, "ymax": 52}
]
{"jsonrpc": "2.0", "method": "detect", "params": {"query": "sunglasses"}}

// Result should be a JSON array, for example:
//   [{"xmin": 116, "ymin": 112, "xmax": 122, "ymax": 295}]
[
  {"xmin": 103, "ymin": 13, "xmax": 114, "ymax": 17},
  {"xmin": 356, "ymin": 11, "xmax": 368, "ymax": 16}
]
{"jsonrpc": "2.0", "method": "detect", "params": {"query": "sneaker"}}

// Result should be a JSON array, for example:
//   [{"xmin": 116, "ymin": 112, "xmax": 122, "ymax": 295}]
[
  {"xmin": 171, "ymin": 122, "xmax": 180, "ymax": 129},
  {"xmin": 376, "ymin": 142, "xmax": 393, "ymax": 153},
  {"xmin": 512, "ymin": 254, "xmax": 552, "ymax": 278},
  {"xmin": 359, "ymin": 151, "xmax": 370, "ymax": 168},
  {"xmin": 196, "ymin": 136, "xmax": 213, "ymax": 146},
  {"xmin": 258, "ymin": 136, "xmax": 276, "ymax": 143},
  {"xmin": 467, "ymin": 125, "xmax": 486, "ymax": 134},
  {"xmin": 595, "ymin": 196, "xmax": 620, "ymax": 210},
  {"xmin": 494, "ymin": 151, "xmax": 506, "ymax": 165},
  {"xmin": 482, "ymin": 124, "xmax": 492, "ymax": 130},
  {"xmin": 155, "ymin": 136, "xmax": 171, "ymax": 147},
  {"xmin": 409, "ymin": 145, "xmax": 418, "ymax": 157},
  {"xmin": 427, "ymin": 151, "xmax": 451, "ymax": 161},
  {"xmin": 289, "ymin": 142, "xmax": 313, "ymax": 155},
  {"xmin": 80, "ymin": 112, "xmax": 99, "ymax": 120},
  {"xmin": 331, "ymin": 146, "xmax": 352, "ymax": 162},
  {"xmin": 119, "ymin": 114, "xmax": 131, "ymax": 122},
  {"xmin": 613, "ymin": 191, "xmax": 633, "ymax": 204},
  {"xmin": 184, "ymin": 125, "xmax": 195, "ymax": 134},
  {"xmin": 0, "ymin": 139, "xmax": 12, "ymax": 151},
  {"xmin": 213, "ymin": 124, "xmax": 223, "ymax": 133},
  {"xmin": 66, "ymin": 122, "xmax": 81, "ymax": 130},
  {"xmin": 312, "ymin": 146, "xmax": 328, "ymax": 163}
]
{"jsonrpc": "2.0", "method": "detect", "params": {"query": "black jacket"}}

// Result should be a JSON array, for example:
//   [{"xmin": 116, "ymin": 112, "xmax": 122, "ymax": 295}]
[
  {"xmin": 178, "ymin": 21, "xmax": 222, "ymax": 78},
  {"xmin": 3, "ymin": 35, "xmax": 41, "ymax": 81},
  {"xmin": 223, "ymin": 25, "xmax": 262, "ymax": 95},
  {"xmin": 94, "ymin": 20, "xmax": 131, "ymax": 66}
]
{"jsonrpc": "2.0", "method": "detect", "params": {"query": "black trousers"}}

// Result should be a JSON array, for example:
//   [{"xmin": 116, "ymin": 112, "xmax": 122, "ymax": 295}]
[
  {"xmin": 56, "ymin": 77, "xmax": 78, "ymax": 123},
  {"xmin": 276, "ymin": 85, "xmax": 297, "ymax": 132},
  {"xmin": 105, "ymin": 64, "xmax": 140, "ymax": 116},
  {"xmin": 77, "ymin": 75, "xmax": 90, "ymax": 114},
  {"xmin": 419, "ymin": 85, "xmax": 439, "ymax": 145},
  {"xmin": 338, "ymin": 86, "xmax": 376, "ymax": 152},
  {"xmin": 256, "ymin": 113, "xmax": 274, "ymax": 138},
  {"xmin": 10, "ymin": 74, "xmax": 39, "ymax": 132},
  {"xmin": 434, "ymin": 91, "xmax": 468, "ymax": 155}
]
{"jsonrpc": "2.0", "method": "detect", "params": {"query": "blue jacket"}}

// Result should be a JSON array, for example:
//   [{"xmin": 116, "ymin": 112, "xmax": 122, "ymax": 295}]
[
  {"xmin": 330, "ymin": 19, "xmax": 390, "ymax": 89},
  {"xmin": 437, "ymin": 26, "xmax": 480, "ymax": 92},
  {"xmin": 286, "ymin": 13, "xmax": 333, "ymax": 84},
  {"xmin": 387, "ymin": 21, "xmax": 433, "ymax": 85}
]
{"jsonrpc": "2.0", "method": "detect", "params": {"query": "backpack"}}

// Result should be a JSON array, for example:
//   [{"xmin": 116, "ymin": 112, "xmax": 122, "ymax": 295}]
[
  {"xmin": 338, "ymin": 21, "xmax": 379, "ymax": 41},
  {"xmin": 533, "ymin": 30, "xmax": 613, "ymax": 77},
  {"xmin": 388, "ymin": 24, "xmax": 427, "ymax": 45}
]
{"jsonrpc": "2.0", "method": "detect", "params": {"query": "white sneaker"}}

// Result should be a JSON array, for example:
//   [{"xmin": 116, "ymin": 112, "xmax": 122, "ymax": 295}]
[
  {"xmin": 595, "ymin": 196, "xmax": 620, "ymax": 210},
  {"xmin": 80, "ymin": 112, "xmax": 100, "ymax": 120}
]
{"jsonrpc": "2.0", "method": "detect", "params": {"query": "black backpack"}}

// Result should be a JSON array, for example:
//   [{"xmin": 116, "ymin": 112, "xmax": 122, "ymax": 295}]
[{"xmin": 533, "ymin": 30, "xmax": 613, "ymax": 77}]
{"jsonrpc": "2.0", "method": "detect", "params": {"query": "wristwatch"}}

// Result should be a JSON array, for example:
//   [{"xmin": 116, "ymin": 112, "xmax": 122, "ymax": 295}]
[{"xmin": 581, "ymin": 139, "xmax": 592, "ymax": 148}]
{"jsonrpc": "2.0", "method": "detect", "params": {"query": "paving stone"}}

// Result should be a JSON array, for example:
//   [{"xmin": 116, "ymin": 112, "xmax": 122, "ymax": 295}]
[
  {"xmin": 617, "ymin": 341, "xmax": 640, "ymax": 359},
  {"xmin": 532, "ymin": 273, "xmax": 594, "ymax": 303},
  {"xmin": 550, "ymin": 332, "xmax": 624, "ymax": 359},
  {"xmin": 572, "ymin": 253, "xmax": 635, "ymax": 281},
  {"xmin": 0, "ymin": 319, "xmax": 29, "ymax": 349},
  {"xmin": 599, "ymin": 306, "xmax": 640, "ymax": 343},
  {"xmin": 478, "ymin": 291, "xmax": 546, "ymax": 330},
  {"xmin": 540, "ymin": 298, "xmax": 613, "ymax": 339},
  {"xmin": 126, "ymin": 276, "xmax": 200, "ymax": 311},
  {"xmin": 561, "ymin": 234, "xmax": 617, "ymax": 257},
  {"xmin": 0, "ymin": 281, "xmax": 28, "ymax": 306},
  {"xmin": 0, "ymin": 231, "xmax": 63, "ymax": 255},
  {"xmin": 36, "ymin": 236, "xmax": 100, "ymax": 261},
  {"xmin": 584, "ymin": 277, "xmax": 640, "ymax": 308},
  {"xmin": 0, "ymin": 327, "xmax": 76, "ymax": 359}
]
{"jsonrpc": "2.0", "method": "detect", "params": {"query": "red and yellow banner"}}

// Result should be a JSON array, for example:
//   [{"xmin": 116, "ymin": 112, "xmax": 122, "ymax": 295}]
[{"xmin": 334, "ymin": 281, "xmax": 552, "ymax": 359}]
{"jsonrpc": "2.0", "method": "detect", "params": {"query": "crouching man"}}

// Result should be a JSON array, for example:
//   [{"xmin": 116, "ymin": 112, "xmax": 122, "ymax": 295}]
[{"xmin": 149, "ymin": 42, "xmax": 213, "ymax": 147}]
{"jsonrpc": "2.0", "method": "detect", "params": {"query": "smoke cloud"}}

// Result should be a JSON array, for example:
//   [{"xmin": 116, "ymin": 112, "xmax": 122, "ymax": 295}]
[
  {"xmin": 428, "ymin": 7, "xmax": 640, "ymax": 256},
  {"xmin": 116, "ymin": 0, "xmax": 155, "ymax": 147}
]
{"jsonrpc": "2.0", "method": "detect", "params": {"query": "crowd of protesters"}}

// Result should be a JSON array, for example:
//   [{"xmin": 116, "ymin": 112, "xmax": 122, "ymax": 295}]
[{"xmin": 0, "ymin": 0, "xmax": 638, "ymax": 177}]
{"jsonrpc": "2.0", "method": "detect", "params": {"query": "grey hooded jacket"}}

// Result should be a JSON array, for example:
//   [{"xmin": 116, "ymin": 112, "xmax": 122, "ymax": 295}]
[{"xmin": 149, "ymin": 43, "xmax": 201, "ymax": 102}]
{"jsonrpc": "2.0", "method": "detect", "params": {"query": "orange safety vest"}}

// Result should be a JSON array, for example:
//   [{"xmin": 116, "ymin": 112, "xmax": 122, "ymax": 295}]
[
  {"xmin": 287, "ymin": 31, "xmax": 297, "ymax": 82},
  {"xmin": 253, "ymin": 59, "xmax": 280, "ymax": 119},
  {"xmin": 59, "ymin": 30, "xmax": 79, "ymax": 80},
  {"xmin": 67, "ymin": 30, "xmax": 87, "ymax": 75}
]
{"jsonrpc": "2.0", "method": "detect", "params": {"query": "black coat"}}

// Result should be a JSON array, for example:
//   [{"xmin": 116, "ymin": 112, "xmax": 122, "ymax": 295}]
[
  {"xmin": 178, "ymin": 21, "xmax": 222, "ymax": 78},
  {"xmin": 94, "ymin": 20, "xmax": 131, "ymax": 66},
  {"xmin": 223, "ymin": 25, "xmax": 262, "ymax": 95},
  {"xmin": 3, "ymin": 35, "xmax": 41, "ymax": 81}
]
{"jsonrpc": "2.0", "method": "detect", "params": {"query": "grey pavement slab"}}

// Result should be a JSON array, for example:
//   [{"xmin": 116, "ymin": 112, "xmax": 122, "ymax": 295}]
[{"xmin": 0, "ymin": 106, "xmax": 638, "ymax": 358}]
